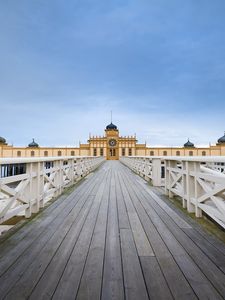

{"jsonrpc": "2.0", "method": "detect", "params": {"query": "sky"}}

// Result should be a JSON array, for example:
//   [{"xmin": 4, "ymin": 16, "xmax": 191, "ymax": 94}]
[{"xmin": 0, "ymin": 0, "xmax": 225, "ymax": 147}]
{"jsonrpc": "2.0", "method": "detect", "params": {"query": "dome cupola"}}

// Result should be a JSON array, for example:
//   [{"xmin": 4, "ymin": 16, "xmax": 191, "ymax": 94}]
[
  {"xmin": 184, "ymin": 139, "xmax": 195, "ymax": 148},
  {"xmin": 106, "ymin": 122, "xmax": 117, "ymax": 130},
  {"xmin": 0, "ymin": 136, "xmax": 7, "ymax": 144},
  {"xmin": 217, "ymin": 132, "xmax": 225, "ymax": 144},
  {"xmin": 28, "ymin": 138, "xmax": 39, "ymax": 148}
]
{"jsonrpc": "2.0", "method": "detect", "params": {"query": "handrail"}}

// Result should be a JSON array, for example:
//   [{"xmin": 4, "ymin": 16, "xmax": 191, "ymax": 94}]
[
  {"xmin": 120, "ymin": 156, "xmax": 225, "ymax": 229},
  {"xmin": 0, "ymin": 156, "xmax": 105, "ymax": 224}
]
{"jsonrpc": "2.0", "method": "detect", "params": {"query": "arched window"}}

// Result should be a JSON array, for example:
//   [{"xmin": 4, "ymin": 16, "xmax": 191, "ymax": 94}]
[
  {"xmin": 163, "ymin": 151, "xmax": 167, "ymax": 156},
  {"xmin": 93, "ymin": 148, "xmax": 97, "ymax": 156},
  {"xmin": 17, "ymin": 151, "xmax": 21, "ymax": 157},
  {"xmin": 150, "ymin": 151, "xmax": 154, "ymax": 156},
  {"xmin": 71, "ymin": 151, "xmax": 75, "ymax": 156},
  {"xmin": 31, "ymin": 151, "xmax": 35, "ymax": 157},
  {"xmin": 176, "ymin": 151, "xmax": 180, "ymax": 156},
  {"xmin": 202, "ymin": 151, "xmax": 206, "ymax": 156},
  {"xmin": 122, "ymin": 148, "xmax": 125, "ymax": 156},
  {"xmin": 58, "ymin": 151, "xmax": 62, "ymax": 156},
  {"xmin": 44, "ymin": 151, "xmax": 48, "ymax": 157},
  {"xmin": 189, "ymin": 151, "xmax": 193, "ymax": 156}
]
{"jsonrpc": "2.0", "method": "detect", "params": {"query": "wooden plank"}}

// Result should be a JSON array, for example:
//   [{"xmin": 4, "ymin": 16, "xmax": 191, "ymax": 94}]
[
  {"xmin": 138, "ymin": 180, "xmax": 192, "ymax": 229},
  {"xmin": 118, "ymin": 172, "xmax": 154, "ymax": 257},
  {"xmin": 121, "ymin": 166, "xmax": 225, "ymax": 299},
  {"xmin": 120, "ymin": 229, "xmax": 149, "ymax": 300},
  {"xmin": 43, "ymin": 171, "xmax": 109, "ymax": 300},
  {"xmin": 132, "ymin": 174, "xmax": 225, "ymax": 297},
  {"xmin": 76, "ymin": 168, "xmax": 111, "ymax": 300},
  {"xmin": 119, "ymin": 168, "xmax": 197, "ymax": 300},
  {"xmin": 1, "ymin": 161, "xmax": 225, "ymax": 300},
  {"xmin": 0, "ymin": 169, "xmax": 105, "ymax": 293},
  {"xmin": 2, "ymin": 170, "xmax": 107, "ymax": 300},
  {"xmin": 0, "ymin": 166, "xmax": 105, "ymax": 276},
  {"xmin": 115, "ymin": 171, "xmax": 130, "ymax": 229},
  {"xmin": 140, "ymin": 256, "xmax": 173, "ymax": 300},
  {"xmin": 101, "ymin": 170, "xmax": 124, "ymax": 300},
  {"xmin": 153, "ymin": 186, "xmax": 225, "ymax": 257},
  {"xmin": 183, "ymin": 228, "xmax": 225, "ymax": 274}
]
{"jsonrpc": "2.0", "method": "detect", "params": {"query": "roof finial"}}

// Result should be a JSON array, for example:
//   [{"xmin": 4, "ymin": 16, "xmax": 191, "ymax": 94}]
[{"xmin": 111, "ymin": 110, "xmax": 112, "ymax": 123}]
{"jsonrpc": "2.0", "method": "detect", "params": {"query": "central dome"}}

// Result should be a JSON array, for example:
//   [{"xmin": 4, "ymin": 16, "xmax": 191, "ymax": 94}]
[{"xmin": 106, "ymin": 122, "xmax": 117, "ymax": 130}]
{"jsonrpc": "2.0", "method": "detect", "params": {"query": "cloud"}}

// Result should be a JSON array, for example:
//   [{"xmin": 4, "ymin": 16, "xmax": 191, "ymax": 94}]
[{"xmin": 0, "ymin": 0, "xmax": 225, "ymax": 148}]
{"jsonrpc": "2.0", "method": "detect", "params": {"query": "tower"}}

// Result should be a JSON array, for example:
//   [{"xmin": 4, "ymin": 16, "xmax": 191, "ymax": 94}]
[{"xmin": 105, "ymin": 122, "xmax": 119, "ymax": 160}]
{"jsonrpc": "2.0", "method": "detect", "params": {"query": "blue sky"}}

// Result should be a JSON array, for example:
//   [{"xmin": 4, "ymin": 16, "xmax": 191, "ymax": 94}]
[{"xmin": 0, "ymin": 0, "xmax": 225, "ymax": 147}]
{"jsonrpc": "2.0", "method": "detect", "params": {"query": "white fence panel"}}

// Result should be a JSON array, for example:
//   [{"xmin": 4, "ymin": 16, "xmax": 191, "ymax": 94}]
[
  {"xmin": 0, "ymin": 156, "xmax": 104, "ymax": 224},
  {"xmin": 121, "ymin": 156, "xmax": 225, "ymax": 229}
]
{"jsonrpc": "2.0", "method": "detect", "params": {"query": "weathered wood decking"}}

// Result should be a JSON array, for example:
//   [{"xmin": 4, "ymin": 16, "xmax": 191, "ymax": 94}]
[{"xmin": 0, "ymin": 161, "xmax": 225, "ymax": 300}]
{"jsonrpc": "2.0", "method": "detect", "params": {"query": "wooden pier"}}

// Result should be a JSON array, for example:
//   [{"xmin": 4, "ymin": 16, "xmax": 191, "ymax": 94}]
[{"xmin": 0, "ymin": 161, "xmax": 225, "ymax": 299}]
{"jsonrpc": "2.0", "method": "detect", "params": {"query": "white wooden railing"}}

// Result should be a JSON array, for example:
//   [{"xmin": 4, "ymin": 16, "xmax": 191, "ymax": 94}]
[
  {"xmin": 0, "ymin": 156, "xmax": 104, "ymax": 224},
  {"xmin": 120, "ymin": 156, "xmax": 225, "ymax": 229},
  {"xmin": 120, "ymin": 156, "xmax": 164, "ymax": 186}
]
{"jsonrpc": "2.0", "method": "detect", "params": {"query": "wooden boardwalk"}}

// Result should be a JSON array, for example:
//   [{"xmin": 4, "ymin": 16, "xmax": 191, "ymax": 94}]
[{"xmin": 0, "ymin": 161, "xmax": 225, "ymax": 300}]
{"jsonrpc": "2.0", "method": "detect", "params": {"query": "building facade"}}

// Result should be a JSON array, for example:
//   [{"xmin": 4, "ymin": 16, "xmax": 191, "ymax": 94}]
[{"xmin": 1, "ymin": 123, "xmax": 225, "ymax": 158}]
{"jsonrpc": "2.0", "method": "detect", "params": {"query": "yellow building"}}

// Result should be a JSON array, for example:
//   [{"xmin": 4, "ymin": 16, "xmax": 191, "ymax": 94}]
[{"xmin": 1, "ymin": 124, "xmax": 225, "ymax": 158}]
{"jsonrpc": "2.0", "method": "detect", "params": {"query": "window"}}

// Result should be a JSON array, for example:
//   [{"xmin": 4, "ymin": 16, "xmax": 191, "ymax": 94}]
[
  {"xmin": 122, "ymin": 148, "xmax": 125, "ymax": 156},
  {"xmin": 163, "ymin": 151, "xmax": 167, "ymax": 156},
  {"xmin": 100, "ymin": 148, "xmax": 104, "ymax": 156},
  {"xmin": 150, "ymin": 151, "xmax": 154, "ymax": 156},
  {"xmin": 202, "ymin": 151, "xmax": 206, "ymax": 156},
  {"xmin": 176, "ymin": 151, "xmax": 180, "ymax": 156},
  {"xmin": 128, "ymin": 148, "xmax": 132, "ymax": 156},
  {"xmin": 44, "ymin": 151, "xmax": 48, "ymax": 157},
  {"xmin": 189, "ymin": 151, "xmax": 193, "ymax": 156},
  {"xmin": 93, "ymin": 148, "xmax": 97, "ymax": 156},
  {"xmin": 71, "ymin": 151, "xmax": 75, "ymax": 156},
  {"xmin": 58, "ymin": 151, "xmax": 62, "ymax": 156},
  {"xmin": 17, "ymin": 151, "xmax": 21, "ymax": 157},
  {"xmin": 31, "ymin": 151, "xmax": 35, "ymax": 157}
]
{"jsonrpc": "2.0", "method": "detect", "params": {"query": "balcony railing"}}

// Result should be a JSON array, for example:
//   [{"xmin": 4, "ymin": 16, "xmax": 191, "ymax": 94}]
[
  {"xmin": 0, "ymin": 156, "xmax": 104, "ymax": 224},
  {"xmin": 120, "ymin": 156, "xmax": 225, "ymax": 229}
]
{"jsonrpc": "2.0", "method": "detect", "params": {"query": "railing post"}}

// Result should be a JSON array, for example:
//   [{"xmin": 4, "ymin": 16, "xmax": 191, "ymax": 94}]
[
  {"xmin": 31, "ymin": 161, "xmax": 40, "ymax": 214},
  {"xmin": 165, "ymin": 160, "xmax": 169, "ymax": 195},
  {"xmin": 185, "ymin": 161, "xmax": 195, "ymax": 213},
  {"xmin": 168, "ymin": 160, "xmax": 175, "ymax": 198},
  {"xmin": 25, "ymin": 162, "xmax": 32, "ymax": 218},
  {"xmin": 182, "ymin": 161, "xmax": 187, "ymax": 209},
  {"xmin": 68, "ymin": 158, "xmax": 74, "ymax": 184},
  {"xmin": 152, "ymin": 158, "xmax": 162, "ymax": 186},
  {"xmin": 194, "ymin": 162, "xmax": 202, "ymax": 217}
]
